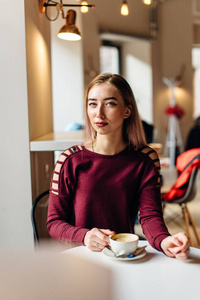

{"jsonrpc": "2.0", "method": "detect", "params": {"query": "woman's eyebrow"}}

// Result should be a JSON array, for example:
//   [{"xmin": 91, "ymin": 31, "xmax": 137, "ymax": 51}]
[
  {"xmin": 88, "ymin": 98, "xmax": 97, "ymax": 101},
  {"xmin": 88, "ymin": 97, "xmax": 118, "ymax": 101},
  {"xmin": 104, "ymin": 97, "xmax": 118, "ymax": 101}
]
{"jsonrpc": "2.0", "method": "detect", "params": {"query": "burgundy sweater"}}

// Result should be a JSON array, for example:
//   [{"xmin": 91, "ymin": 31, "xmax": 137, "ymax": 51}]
[{"xmin": 47, "ymin": 145, "xmax": 170, "ymax": 251}]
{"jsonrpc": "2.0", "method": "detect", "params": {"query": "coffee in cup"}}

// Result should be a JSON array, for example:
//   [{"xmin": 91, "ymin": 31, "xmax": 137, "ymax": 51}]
[{"xmin": 109, "ymin": 233, "xmax": 139, "ymax": 256}]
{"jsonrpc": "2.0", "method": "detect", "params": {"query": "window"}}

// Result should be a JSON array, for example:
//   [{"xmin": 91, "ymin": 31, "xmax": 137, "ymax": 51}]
[
  {"xmin": 99, "ymin": 41, "xmax": 121, "ymax": 74},
  {"xmin": 192, "ymin": 47, "xmax": 200, "ymax": 117}
]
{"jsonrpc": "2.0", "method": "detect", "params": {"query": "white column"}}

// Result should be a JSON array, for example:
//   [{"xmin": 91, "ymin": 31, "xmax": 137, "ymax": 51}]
[{"xmin": 0, "ymin": 1, "xmax": 33, "ymax": 247}]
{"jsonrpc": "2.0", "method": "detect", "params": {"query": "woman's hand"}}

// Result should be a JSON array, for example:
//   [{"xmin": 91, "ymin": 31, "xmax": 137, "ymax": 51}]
[
  {"xmin": 84, "ymin": 228, "xmax": 115, "ymax": 251},
  {"xmin": 160, "ymin": 232, "xmax": 190, "ymax": 259}
]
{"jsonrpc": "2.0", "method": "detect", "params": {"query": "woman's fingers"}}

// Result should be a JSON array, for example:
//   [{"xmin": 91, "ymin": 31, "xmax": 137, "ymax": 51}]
[
  {"xmin": 161, "ymin": 232, "xmax": 190, "ymax": 259},
  {"xmin": 84, "ymin": 228, "xmax": 115, "ymax": 251},
  {"xmin": 170, "ymin": 233, "xmax": 190, "ymax": 259},
  {"xmin": 100, "ymin": 229, "xmax": 116, "ymax": 236},
  {"xmin": 174, "ymin": 248, "xmax": 190, "ymax": 259}
]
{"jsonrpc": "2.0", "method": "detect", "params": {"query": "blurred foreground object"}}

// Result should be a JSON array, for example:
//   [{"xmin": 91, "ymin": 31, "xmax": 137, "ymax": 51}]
[{"xmin": 0, "ymin": 246, "xmax": 111, "ymax": 300}]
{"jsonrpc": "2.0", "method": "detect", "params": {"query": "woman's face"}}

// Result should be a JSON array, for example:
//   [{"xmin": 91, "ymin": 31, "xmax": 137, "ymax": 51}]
[{"xmin": 87, "ymin": 83, "xmax": 131, "ymax": 137}]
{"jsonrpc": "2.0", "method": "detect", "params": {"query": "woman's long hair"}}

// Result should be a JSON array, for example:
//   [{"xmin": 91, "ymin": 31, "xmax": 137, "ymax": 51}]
[{"xmin": 84, "ymin": 73, "xmax": 147, "ymax": 148}]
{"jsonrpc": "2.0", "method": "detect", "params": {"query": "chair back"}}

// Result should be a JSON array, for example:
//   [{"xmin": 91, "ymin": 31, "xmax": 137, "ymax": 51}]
[
  {"xmin": 31, "ymin": 190, "xmax": 50, "ymax": 244},
  {"xmin": 171, "ymin": 167, "xmax": 199, "ymax": 204},
  {"xmin": 162, "ymin": 149, "xmax": 200, "ymax": 202}
]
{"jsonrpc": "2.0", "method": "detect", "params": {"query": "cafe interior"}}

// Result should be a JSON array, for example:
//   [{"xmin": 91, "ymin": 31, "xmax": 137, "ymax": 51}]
[
  {"xmin": 1, "ymin": 0, "xmax": 200, "ymax": 248},
  {"xmin": 1, "ymin": 0, "xmax": 200, "ymax": 298}
]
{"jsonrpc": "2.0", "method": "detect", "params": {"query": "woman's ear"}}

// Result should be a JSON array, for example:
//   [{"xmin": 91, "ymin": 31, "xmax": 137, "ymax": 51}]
[{"xmin": 124, "ymin": 105, "xmax": 132, "ymax": 119}]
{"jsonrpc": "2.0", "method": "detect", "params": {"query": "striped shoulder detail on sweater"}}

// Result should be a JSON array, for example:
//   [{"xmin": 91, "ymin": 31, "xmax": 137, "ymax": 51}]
[
  {"xmin": 50, "ymin": 145, "xmax": 83, "ymax": 195},
  {"xmin": 139, "ymin": 146, "xmax": 161, "ymax": 187}
]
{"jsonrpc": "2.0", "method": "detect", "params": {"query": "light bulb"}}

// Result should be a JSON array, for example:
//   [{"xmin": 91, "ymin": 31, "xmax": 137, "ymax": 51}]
[
  {"xmin": 58, "ymin": 32, "xmax": 81, "ymax": 41},
  {"xmin": 121, "ymin": 2, "xmax": 129, "ymax": 16},
  {"xmin": 142, "ymin": 0, "xmax": 153, "ymax": 5},
  {"xmin": 81, "ymin": 1, "xmax": 89, "ymax": 13}
]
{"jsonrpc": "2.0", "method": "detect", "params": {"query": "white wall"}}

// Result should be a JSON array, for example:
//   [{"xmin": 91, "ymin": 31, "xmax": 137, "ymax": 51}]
[
  {"xmin": 51, "ymin": 10, "xmax": 84, "ymax": 131},
  {"xmin": 25, "ymin": 0, "xmax": 53, "ymax": 141},
  {"xmin": 0, "ymin": 1, "xmax": 33, "ymax": 247},
  {"xmin": 122, "ymin": 38, "xmax": 153, "ymax": 124}
]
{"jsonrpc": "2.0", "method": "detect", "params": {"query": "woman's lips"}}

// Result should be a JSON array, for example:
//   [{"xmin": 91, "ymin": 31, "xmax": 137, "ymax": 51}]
[{"xmin": 95, "ymin": 122, "xmax": 108, "ymax": 127}]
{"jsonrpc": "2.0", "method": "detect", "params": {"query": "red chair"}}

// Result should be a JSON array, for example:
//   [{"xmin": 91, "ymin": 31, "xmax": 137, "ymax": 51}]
[{"xmin": 162, "ymin": 149, "xmax": 200, "ymax": 246}]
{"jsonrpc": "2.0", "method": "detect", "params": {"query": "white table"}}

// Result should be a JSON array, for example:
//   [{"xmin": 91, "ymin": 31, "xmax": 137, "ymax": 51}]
[
  {"xmin": 1, "ymin": 242, "xmax": 199, "ymax": 300},
  {"xmin": 65, "ymin": 241, "xmax": 200, "ymax": 300}
]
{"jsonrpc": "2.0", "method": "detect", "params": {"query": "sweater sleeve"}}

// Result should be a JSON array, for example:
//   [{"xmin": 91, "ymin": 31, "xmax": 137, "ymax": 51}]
[
  {"xmin": 138, "ymin": 147, "xmax": 170, "ymax": 251},
  {"xmin": 46, "ymin": 148, "xmax": 89, "ymax": 244}
]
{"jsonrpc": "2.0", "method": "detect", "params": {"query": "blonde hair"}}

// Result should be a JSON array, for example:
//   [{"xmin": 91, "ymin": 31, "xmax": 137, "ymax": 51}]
[{"xmin": 84, "ymin": 73, "xmax": 147, "ymax": 148}]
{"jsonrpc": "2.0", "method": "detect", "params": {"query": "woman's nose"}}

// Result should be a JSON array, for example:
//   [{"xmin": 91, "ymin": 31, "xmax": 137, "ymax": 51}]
[{"xmin": 96, "ymin": 105, "xmax": 105, "ymax": 119}]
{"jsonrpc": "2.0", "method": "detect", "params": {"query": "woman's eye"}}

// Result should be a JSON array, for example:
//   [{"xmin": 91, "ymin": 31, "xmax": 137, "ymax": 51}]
[
  {"xmin": 107, "ymin": 102, "xmax": 117, "ymax": 106},
  {"xmin": 88, "ymin": 102, "xmax": 97, "ymax": 107}
]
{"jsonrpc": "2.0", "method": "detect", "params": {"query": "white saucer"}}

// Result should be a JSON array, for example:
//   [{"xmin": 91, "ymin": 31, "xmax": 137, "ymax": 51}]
[{"xmin": 102, "ymin": 247, "xmax": 147, "ymax": 261}]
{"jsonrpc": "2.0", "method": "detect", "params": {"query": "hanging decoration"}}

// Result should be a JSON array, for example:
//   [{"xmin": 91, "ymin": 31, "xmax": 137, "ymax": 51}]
[
  {"xmin": 165, "ymin": 105, "xmax": 185, "ymax": 119},
  {"xmin": 163, "ymin": 65, "xmax": 186, "ymax": 167}
]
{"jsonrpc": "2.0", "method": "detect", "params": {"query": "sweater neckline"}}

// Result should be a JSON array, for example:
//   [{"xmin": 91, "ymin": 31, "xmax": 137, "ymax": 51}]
[{"xmin": 82, "ymin": 145, "xmax": 130, "ymax": 158}]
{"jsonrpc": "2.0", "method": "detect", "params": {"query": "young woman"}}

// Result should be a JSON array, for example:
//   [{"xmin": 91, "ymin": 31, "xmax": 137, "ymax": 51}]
[{"xmin": 47, "ymin": 73, "xmax": 190, "ymax": 259}]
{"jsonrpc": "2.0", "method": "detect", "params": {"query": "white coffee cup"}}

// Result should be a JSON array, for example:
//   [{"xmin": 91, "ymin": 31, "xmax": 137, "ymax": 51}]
[{"xmin": 109, "ymin": 233, "xmax": 139, "ymax": 256}]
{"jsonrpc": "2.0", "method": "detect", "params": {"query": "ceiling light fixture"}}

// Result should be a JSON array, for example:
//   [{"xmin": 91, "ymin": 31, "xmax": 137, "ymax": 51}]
[
  {"xmin": 81, "ymin": 1, "xmax": 89, "ymax": 13},
  {"xmin": 38, "ymin": 0, "xmax": 95, "ymax": 41},
  {"xmin": 142, "ymin": 0, "xmax": 166, "ymax": 5},
  {"xmin": 121, "ymin": 0, "xmax": 129, "ymax": 16},
  {"xmin": 142, "ymin": 0, "xmax": 153, "ymax": 5},
  {"xmin": 57, "ymin": 9, "xmax": 81, "ymax": 41}
]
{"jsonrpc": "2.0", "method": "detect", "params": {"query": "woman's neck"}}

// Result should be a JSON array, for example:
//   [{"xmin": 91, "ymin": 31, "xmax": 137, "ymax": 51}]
[{"xmin": 92, "ymin": 134, "xmax": 127, "ymax": 155}]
